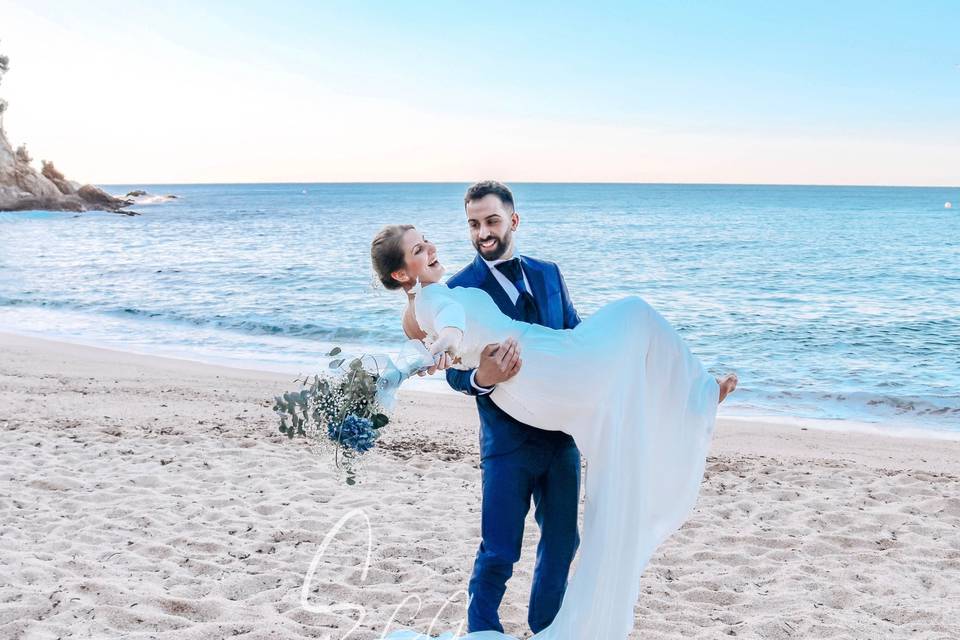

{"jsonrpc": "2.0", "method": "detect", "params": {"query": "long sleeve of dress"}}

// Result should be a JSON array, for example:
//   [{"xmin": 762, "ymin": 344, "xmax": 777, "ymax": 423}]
[{"xmin": 415, "ymin": 284, "xmax": 466, "ymax": 335}]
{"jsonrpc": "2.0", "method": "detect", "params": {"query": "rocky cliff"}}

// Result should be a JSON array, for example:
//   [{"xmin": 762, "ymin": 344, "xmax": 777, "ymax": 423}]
[{"xmin": 0, "ymin": 128, "xmax": 136, "ymax": 214}]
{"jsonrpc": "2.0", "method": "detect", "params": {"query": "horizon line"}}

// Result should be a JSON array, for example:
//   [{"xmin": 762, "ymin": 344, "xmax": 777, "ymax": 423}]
[{"xmin": 98, "ymin": 180, "xmax": 960, "ymax": 190}]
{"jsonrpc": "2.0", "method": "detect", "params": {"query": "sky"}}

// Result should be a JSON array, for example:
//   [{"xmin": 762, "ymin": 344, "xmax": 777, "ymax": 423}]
[{"xmin": 1, "ymin": 0, "xmax": 958, "ymax": 185}]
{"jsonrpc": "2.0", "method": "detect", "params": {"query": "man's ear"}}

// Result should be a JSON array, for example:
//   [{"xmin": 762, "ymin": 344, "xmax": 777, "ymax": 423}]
[{"xmin": 511, "ymin": 211, "xmax": 520, "ymax": 231}]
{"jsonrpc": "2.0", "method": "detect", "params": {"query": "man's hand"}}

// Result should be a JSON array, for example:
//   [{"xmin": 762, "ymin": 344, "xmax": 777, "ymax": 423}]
[{"xmin": 474, "ymin": 337, "xmax": 522, "ymax": 388}]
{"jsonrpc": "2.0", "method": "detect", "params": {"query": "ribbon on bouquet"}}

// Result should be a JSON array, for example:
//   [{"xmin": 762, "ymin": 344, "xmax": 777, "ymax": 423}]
[{"xmin": 373, "ymin": 339, "xmax": 438, "ymax": 412}]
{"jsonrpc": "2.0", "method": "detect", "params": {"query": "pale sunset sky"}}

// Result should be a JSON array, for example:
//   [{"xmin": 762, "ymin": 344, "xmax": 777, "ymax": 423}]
[{"xmin": 1, "ymin": 0, "xmax": 958, "ymax": 185}]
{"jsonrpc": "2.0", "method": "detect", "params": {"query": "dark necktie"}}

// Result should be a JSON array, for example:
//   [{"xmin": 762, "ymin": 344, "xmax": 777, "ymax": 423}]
[{"xmin": 495, "ymin": 258, "xmax": 540, "ymax": 324}]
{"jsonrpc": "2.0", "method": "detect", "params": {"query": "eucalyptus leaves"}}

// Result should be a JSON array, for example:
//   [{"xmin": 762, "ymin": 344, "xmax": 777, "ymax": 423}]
[{"xmin": 273, "ymin": 347, "xmax": 390, "ymax": 485}]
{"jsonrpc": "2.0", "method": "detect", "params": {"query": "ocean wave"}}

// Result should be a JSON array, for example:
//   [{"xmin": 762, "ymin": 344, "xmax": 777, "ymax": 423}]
[
  {"xmin": 126, "ymin": 194, "xmax": 179, "ymax": 206},
  {"xmin": 737, "ymin": 388, "xmax": 960, "ymax": 429},
  {"xmin": 3, "ymin": 180, "xmax": 958, "ymax": 435},
  {"xmin": 2, "ymin": 297, "xmax": 957, "ymax": 428},
  {"xmin": 0, "ymin": 297, "xmax": 393, "ymax": 342}
]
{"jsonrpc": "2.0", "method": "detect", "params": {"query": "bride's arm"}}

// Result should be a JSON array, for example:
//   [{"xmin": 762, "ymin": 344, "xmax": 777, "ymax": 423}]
[
  {"xmin": 429, "ymin": 326, "xmax": 463, "ymax": 358},
  {"xmin": 418, "ymin": 285, "xmax": 466, "ymax": 359}
]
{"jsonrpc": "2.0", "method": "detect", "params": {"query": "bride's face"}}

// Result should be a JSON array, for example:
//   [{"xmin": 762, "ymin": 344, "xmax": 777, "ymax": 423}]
[{"xmin": 393, "ymin": 228, "xmax": 445, "ymax": 289}]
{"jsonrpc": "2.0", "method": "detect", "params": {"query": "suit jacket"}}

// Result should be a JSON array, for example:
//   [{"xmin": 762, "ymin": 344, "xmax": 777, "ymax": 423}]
[{"xmin": 445, "ymin": 253, "xmax": 581, "ymax": 459}]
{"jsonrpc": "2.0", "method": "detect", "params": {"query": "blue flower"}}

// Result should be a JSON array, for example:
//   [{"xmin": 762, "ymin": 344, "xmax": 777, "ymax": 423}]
[{"xmin": 328, "ymin": 414, "xmax": 379, "ymax": 453}]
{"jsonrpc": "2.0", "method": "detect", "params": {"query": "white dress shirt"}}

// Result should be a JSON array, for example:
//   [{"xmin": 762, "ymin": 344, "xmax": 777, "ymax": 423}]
[
  {"xmin": 470, "ymin": 248, "xmax": 530, "ymax": 394},
  {"xmin": 481, "ymin": 251, "xmax": 532, "ymax": 306}
]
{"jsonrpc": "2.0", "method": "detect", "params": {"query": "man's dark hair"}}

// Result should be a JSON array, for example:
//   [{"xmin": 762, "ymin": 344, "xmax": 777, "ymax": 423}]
[{"xmin": 464, "ymin": 180, "xmax": 515, "ymax": 212}]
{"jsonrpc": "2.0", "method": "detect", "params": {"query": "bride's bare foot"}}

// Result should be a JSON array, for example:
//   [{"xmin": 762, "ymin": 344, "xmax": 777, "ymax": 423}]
[{"xmin": 717, "ymin": 373, "xmax": 738, "ymax": 404}]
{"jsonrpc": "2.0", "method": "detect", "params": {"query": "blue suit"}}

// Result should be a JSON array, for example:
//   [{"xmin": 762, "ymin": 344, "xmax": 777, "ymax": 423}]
[{"xmin": 446, "ymin": 253, "xmax": 582, "ymax": 634}]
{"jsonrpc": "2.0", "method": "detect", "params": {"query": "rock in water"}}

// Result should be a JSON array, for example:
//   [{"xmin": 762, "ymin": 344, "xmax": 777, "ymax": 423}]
[{"xmin": 77, "ymin": 184, "xmax": 130, "ymax": 209}]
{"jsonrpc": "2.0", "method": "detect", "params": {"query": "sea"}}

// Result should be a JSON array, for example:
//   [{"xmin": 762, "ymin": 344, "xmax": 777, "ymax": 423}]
[{"xmin": 1, "ymin": 183, "xmax": 958, "ymax": 435}]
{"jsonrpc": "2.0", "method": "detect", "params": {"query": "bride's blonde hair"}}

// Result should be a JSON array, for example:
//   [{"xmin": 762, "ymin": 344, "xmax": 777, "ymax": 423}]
[{"xmin": 370, "ymin": 224, "xmax": 414, "ymax": 290}]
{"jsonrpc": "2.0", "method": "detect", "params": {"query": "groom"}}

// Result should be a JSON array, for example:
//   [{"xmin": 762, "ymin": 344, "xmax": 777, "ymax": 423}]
[{"xmin": 406, "ymin": 181, "xmax": 582, "ymax": 634}]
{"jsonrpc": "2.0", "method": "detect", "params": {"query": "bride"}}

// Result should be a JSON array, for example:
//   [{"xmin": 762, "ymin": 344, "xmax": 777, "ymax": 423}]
[{"xmin": 370, "ymin": 225, "xmax": 737, "ymax": 639}]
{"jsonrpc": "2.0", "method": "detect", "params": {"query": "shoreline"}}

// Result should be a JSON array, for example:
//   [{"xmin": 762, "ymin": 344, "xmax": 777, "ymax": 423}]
[
  {"xmin": 2, "ymin": 327, "xmax": 957, "ymax": 472},
  {"xmin": 0, "ymin": 328, "xmax": 956, "ymax": 442},
  {"xmin": 1, "ymin": 330, "xmax": 958, "ymax": 638}
]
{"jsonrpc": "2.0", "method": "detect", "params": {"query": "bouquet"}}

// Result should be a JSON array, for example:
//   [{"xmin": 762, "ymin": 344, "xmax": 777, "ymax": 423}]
[{"xmin": 272, "ymin": 340, "xmax": 435, "ymax": 484}]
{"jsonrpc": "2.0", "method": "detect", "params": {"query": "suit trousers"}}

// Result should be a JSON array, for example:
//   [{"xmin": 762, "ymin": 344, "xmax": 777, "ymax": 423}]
[{"xmin": 467, "ymin": 429, "xmax": 581, "ymax": 634}]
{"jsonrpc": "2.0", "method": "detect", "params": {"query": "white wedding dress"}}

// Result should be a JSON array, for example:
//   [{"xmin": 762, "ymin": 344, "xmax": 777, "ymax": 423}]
[{"xmin": 388, "ymin": 283, "xmax": 720, "ymax": 640}]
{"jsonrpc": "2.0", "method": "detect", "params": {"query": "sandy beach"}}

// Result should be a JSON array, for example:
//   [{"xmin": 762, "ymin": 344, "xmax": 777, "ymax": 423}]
[{"xmin": 1, "ymin": 331, "xmax": 957, "ymax": 639}]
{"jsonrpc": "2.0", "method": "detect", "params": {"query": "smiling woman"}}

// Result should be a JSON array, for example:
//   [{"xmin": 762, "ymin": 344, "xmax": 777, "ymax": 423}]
[
  {"xmin": 370, "ymin": 224, "xmax": 416, "ymax": 290},
  {"xmin": 370, "ymin": 225, "xmax": 447, "ymax": 291},
  {"xmin": 371, "ymin": 224, "xmax": 451, "ymax": 352}
]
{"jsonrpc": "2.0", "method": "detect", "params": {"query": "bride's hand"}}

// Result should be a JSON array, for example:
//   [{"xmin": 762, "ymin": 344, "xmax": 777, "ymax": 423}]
[
  {"xmin": 414, "ymin": 329, "xmax": 460, "ymax": 375},
  {"xmin": 427, "ymin": 327, "xmax": 463, "ymax": 372},
  {"xmin": 419, "ymin": 352, "xmax": 453, "ymax": 375},
  {"xmin": 417, "ymin": 350, "xmax": 453, "ymax": 376}
]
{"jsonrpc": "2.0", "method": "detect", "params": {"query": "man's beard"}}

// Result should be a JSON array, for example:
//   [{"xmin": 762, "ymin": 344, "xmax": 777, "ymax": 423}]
[{"xmin": 474, "ymin": 233, "xmax": 512, "ymax": 261}]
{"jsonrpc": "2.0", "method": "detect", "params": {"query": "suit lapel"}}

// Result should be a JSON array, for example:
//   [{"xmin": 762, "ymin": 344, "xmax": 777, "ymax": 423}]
[
  {"xmin": 520, "ymin": 255, "xmax": 554, "ymax": 327},
  {"xmin": 472, "ymin": 254, "xmax": 518, "ymax": 319},
  {"xmin": 521, "ymin": 256, "xmax": 547, "ymax": 304}
]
